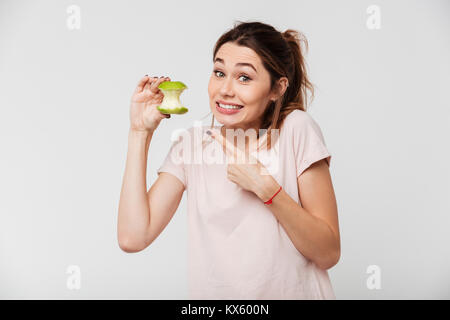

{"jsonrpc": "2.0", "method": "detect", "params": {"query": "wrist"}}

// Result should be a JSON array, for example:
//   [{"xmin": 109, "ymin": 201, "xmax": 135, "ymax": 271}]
[
  {"xmin": 129, "ymin": 128, "xmax": 153, "ymax": 138},
  {"xmin": 128, "ymin": 129, "xmax": 153, "ymax": 151},
  {"xmin": 256, "ymin": 176, "xmax": 281, "ymax": 202}
]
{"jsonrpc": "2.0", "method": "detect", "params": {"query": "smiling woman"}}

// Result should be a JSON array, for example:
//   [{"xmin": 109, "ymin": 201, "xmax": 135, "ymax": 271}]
[{"xmin": 118, "ymin": 20, "xmax": 340, "ymax": 300}]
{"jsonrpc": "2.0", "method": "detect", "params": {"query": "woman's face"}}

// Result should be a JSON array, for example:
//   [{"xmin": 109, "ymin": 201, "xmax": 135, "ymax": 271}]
[{"xmin": 208, "ymin": 42, "xmax": 277, "ymax": 132}]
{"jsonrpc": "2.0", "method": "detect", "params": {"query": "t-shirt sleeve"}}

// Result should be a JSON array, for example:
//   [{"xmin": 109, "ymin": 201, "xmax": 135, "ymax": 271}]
[
  {"xmin": 292, "ymin": 112, "xmax": 332, "ymax": 178},
  {"xmin": 156, "ymin": 135, "xmax": 187, "ymax": 188}
]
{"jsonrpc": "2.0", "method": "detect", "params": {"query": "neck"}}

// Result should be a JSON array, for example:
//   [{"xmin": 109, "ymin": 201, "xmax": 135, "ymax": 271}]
[
  {"xmin": 220, "ymin": 120, "xmax": 262, "ymax": 138},
  {"xmin": 220, "ymin": 121, "xmax": 265, "ymax": 151}
]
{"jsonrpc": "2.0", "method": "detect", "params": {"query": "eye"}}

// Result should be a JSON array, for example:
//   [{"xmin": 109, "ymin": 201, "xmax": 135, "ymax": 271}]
[
  {"xmin": 213, "ymin": 70, "xmax": 251, "ymax": 83},
  {"xmin": 213, "ymin": 70, "xmax": 224, "ymax": 77},
  {"xmin": 239, "ymin": 75, "xmax": 251, "ymax": 82}
]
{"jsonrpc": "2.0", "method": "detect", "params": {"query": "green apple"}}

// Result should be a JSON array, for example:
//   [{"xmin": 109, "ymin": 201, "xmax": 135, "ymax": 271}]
[{"xmin": 157, "ymin": 81, "xmax": 188, "ymax": 114}]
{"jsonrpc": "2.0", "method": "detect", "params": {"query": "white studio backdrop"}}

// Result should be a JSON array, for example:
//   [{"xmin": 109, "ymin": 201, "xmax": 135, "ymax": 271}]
[{"xmin": 0, "ymin": 0, "xmax": 449, "ymax": 299}]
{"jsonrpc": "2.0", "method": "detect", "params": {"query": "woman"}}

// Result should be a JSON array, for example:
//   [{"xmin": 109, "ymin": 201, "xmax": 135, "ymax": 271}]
[{"xmin": 118, "ymin": 21, "xmax": 340, "ymax": 300}]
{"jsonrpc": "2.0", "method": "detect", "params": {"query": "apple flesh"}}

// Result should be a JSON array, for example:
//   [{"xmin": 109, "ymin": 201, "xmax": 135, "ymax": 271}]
[{"xmin": 157, "ymin": 81, "xmax": 188, "ymax": 114}]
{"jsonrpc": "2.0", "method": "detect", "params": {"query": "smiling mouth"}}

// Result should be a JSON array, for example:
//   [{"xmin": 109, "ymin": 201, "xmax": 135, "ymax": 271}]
[
  {"xmin": 215, "ymin": 102, "xmax": 244, "ymax": 115},
  {"xmin": 216, "ymin": 101, "xmax": 244, "ymax": 109}
]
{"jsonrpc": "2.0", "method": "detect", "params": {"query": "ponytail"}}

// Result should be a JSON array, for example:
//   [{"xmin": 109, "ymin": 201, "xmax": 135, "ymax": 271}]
[{"xmin": 281, "ymin": 29, "xmax": 315, "ymax": 113}]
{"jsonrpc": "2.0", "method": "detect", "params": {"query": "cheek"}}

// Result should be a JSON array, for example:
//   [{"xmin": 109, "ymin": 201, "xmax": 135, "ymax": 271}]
[
  {"xmin": 241, "ymin": 90, "xmax": 265, "ymax": 109},
  {"xmin": 207, "ymin": 79, "xmax": 212, "ymax": 95},
  {"xmin": 208, "ymin": 83, "xmax": 220, "ymax": 101}
]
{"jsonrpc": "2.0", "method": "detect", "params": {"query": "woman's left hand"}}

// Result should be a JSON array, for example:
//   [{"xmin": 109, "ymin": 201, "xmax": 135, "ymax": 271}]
[{"xmin": 207, "ymin": 129, "xmax": 280, "ymax": 201}]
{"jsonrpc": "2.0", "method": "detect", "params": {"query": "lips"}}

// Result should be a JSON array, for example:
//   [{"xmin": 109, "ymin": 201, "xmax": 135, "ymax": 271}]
[
  {"xmin": 215, "ymin": 102, "xmax": 243, "ymax": 114},
  {"xmin": 216, "ymin": 100, "xmax": 244, "ymax": 108}
]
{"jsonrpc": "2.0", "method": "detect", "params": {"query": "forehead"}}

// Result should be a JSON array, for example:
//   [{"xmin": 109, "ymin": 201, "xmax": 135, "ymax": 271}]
[{"xmin": 215, "ymin": 42, "xmax": 262, "ymax": 68}]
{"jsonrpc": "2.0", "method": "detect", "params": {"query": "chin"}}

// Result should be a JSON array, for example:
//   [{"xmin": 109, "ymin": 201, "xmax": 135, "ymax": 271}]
[{"xmin": 213, "ymin": 113, "xmax": 242, "ymax": 127}]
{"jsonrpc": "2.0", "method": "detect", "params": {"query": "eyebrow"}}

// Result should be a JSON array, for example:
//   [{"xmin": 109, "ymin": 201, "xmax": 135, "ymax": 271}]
[{"xmin": 214, "ymin": 57, "xmax": 257, "ymax": 73}]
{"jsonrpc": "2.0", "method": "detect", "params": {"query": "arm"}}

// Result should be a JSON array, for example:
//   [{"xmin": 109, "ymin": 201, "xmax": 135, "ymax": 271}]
[
  {"xmin": 255, "ymin": 159, "xmax": 340, "ymax": 270},
  {"xmin": 117, "ymin": 129, "xmax": 184, "ymax": 253}
]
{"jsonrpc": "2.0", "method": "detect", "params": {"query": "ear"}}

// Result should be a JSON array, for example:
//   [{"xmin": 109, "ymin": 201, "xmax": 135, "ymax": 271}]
[{"xmin": 269, "ymin": 77, "xmax": 289, "ymax": 101}]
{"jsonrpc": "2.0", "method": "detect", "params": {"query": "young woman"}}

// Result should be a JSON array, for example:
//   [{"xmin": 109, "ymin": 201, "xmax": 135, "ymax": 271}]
[{"xmin": 118, "ymin": 21, "xmax": 340, "ymax": 300}]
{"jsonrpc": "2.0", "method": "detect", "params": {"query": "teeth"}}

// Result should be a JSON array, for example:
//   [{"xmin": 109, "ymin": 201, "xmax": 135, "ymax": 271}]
[{"xmin": 218, "ymin": 103, "xmax": 243, "ymax": 109}]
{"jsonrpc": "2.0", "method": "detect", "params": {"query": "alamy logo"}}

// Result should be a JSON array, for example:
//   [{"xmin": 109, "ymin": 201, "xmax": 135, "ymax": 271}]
[
  {"xmin": 168, "ymin": 122, "xmax": 281, "ymax": 175},
  {"xmin": 366, "ymin": 265, "xmax": 381, "ymax": 290},
  {"xmin": 66, "ymin": 5, "xmax": 81, "ymax": 30},
  {"xmin": 366, "ymin": 5, "xmax": 381, "ymax": 30},
  {"xmin": 66, "ymin": 265, "xmax": 81, "ymax": 290}
]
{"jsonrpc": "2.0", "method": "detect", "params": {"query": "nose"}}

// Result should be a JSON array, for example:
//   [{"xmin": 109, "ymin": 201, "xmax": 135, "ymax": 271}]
[{"xmin": 219, "ymin": 77, "xmax": 234, "ymax": 97}]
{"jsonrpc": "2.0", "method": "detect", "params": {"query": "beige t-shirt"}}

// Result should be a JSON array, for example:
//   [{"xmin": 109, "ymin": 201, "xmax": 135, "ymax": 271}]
[{"xmin": 157, "ymin": 109, "xmax": 335, "ymax": 299}]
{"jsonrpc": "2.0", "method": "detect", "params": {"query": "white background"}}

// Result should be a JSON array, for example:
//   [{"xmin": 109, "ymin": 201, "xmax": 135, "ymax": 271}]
[{"xmin": 0, "ymin": 0, "xmax": 449, "ymax": 299}]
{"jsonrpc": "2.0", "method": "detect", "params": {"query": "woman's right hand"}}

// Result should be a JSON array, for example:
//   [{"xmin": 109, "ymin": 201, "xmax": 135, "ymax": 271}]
[{"xmin": 129, "ymin": 75, "xmax": 171, "ymax": 133}]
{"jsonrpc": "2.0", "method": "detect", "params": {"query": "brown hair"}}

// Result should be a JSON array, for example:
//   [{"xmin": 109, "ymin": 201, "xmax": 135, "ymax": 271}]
[{"xmin": 211, "ymin": 20, "xmax": 315, "ymax": 150}]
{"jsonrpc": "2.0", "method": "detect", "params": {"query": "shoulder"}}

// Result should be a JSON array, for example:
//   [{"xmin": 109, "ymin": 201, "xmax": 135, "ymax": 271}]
[{"xmin": 282, "ymin": 109, "xmax": 321, "ymax": 135}]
